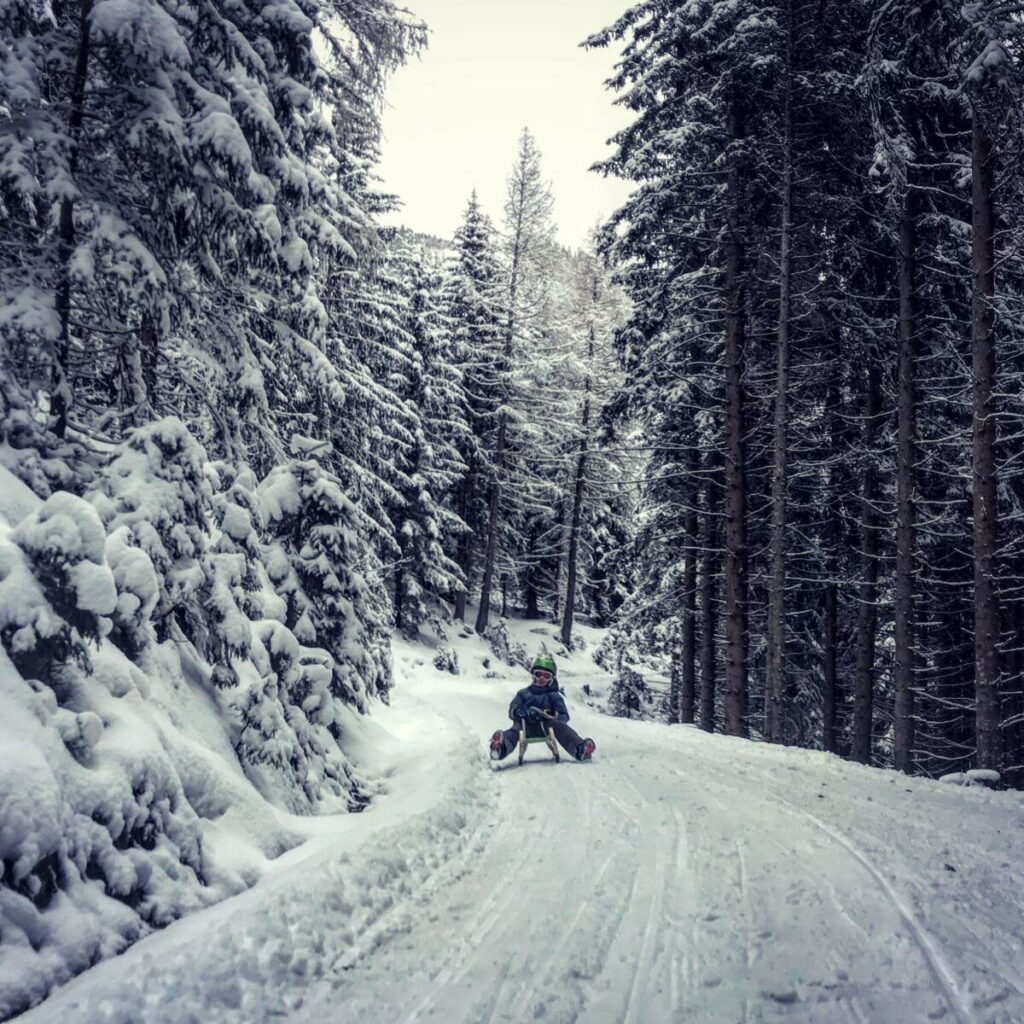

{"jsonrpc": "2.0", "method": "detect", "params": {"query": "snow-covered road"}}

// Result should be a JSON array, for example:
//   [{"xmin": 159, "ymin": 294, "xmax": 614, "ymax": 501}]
[{"xmin": 16, "ymin": 647, "xmax": 1024, "ymax": 1024}]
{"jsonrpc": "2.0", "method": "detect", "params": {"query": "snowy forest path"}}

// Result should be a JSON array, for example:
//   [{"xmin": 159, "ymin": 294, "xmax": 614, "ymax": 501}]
[
  {"xmin": 15, "ymin": 655, "xmax": 1024, "ymax": 1024},
  {"xmin": 296, "ymin": 671, "xmax": 1024, "ymax": 1024}
]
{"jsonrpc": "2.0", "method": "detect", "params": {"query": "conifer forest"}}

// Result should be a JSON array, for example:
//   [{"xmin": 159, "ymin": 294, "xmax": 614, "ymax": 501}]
[{"xmin": 3, "ymin": 0, "xmax": 1024, "ymax": 1019}]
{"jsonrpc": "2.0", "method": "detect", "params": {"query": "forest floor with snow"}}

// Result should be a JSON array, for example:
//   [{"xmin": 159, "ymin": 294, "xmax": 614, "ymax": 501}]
[{"xmin": 12, "ymin": 620, "xmax": 1024, "ymax": 1024}]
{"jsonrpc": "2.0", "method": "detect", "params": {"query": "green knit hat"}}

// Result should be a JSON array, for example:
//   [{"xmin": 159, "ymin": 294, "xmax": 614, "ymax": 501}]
[{"xmin": 531, "ymin": 654, "xmax": 557, "ymax": 676}]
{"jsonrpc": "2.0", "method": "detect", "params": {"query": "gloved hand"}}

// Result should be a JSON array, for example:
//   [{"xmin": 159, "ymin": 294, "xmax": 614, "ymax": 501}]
[{"xmin": 523, "ymin": 706, "xmax": 541, "ymax": 721}]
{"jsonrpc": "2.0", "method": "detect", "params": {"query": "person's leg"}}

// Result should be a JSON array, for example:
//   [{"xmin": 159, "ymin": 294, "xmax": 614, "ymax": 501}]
[
  {"xmin": 490, "ymin": 726, "xmax": 521, "ymax": 760},
  {"xmin": 552, "ymin": 720, "xmax": 584, "ymax": 756}
]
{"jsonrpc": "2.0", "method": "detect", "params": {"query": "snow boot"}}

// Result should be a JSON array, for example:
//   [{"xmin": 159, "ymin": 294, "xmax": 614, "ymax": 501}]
[
  {"xmin": 575, "ymin": 738, "xmax": 596, "ymax": 762},
  {"xmin": 490, "ymin": 731, "xmax": 504, "ymax": 760}
]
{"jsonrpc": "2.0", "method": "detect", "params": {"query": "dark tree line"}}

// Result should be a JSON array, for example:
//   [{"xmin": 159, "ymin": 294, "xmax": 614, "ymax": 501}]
[{"xmin": 589, "ymin": 0, "xmax": 1024, "ymax": 784}]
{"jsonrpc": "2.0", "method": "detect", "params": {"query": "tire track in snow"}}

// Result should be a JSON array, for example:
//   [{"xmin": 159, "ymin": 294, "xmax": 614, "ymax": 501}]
[
  {"xmin": 751, "ymin": 788, "xmax": 976, "ymax": 1024},
  {"xmin": 475, "ymin": 770, "xmax": 602, "ymax": 1024},
  {"xmin": 619, "ymin": 771, "xmax": 673, "ymax": 1024},
  {"xmin": 735, "ymin": 837, "xmax": 752, "ymax": 1024},
  {"xmin": 732, "ymin": 758, "xmax": 1024, "ymax": 1015},
  {"xmin": 438, "ymin": 781, "xmax": 566, "ymax": 1024},
  {"xmin": 398, "ymin": 836, "xmax": 538, "ymax": 1023},
  {"xmin": 666, "ymin": 803, "xmax": 691, "ymax": 1020},
  {"xmin": 668, "ymin": 766, "xmax": 869, "ymax": 1024},
  {"xmin": 568, "ymin": 760, "xmax": 675, "ymax": 1024}
]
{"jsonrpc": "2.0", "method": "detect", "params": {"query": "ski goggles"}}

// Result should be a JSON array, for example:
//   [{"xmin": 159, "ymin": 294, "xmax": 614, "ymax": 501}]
[{"xmin": 532, "ymin": 669, "xmax": 553, "ymax": 683}]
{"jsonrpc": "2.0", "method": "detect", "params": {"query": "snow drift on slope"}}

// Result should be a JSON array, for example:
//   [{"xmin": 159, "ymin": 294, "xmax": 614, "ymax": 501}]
[{"xmin": 0, "ymin": 418, "xmax": 395, "ymax": 1020}]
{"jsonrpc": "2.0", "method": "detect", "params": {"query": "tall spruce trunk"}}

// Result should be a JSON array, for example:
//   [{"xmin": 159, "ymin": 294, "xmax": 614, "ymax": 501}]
[
  {"xmin": 699, "ymin": 460, "xmax": 720, "ymax": 732},
  {"xmin": 52, "ymin": 0, "xmax": 94, "ymax": 437},
  {"xmin": 894, "ymin": 191, "xmax": 918, "ymax": 773},
  {"xmin": 970, "ymin": 111, "xmax": 1001, "ymax": 772},
  {"xmin": 118, "ymin": 315, "xmax": 158, "ymax": 423},
  {"xmin": 453, "ymin": 470, "xmax": 473, "ymax": 621},
  {"xmin": 394, "ymin": 569, "xmax": 405, "ymax": 632},
  {"xmin": 475, "ymin": 269, "xmax": 518, "ymax": 633},
  {"xmin": 680, "ymin": 450, "xmax": 698, "ymax": 724},
  {"xmin": 475, "ymin": 413, "xmax": 506, "ymax": 632},
  {"xmin": 679, "ymin": 336, "xmax": 701, "ymax": 724},
  {"xmin": 823, "ymin": 376, "xmax": 841, "ymax": 754},
  {"xmin": 561, "ymin": 302, "xmax": 596, "ymax": 648},
  {"xmin": 765, "ymin": 18, "xmax": 793, "ymax": 745},
  {"xmin": 723, "ymin": 92, "xmax": 749, "ymax": 738},
  {"xmin": 560, "ymin": 443, "xmax": 587, "ymax": 643},
  {"xmin": 852, "ymin": 361, "xmax": 882, "ymax": 763},
  {"xmin": 1008, "ymin": 556, "xmax": 1024, "ymax": 788}
]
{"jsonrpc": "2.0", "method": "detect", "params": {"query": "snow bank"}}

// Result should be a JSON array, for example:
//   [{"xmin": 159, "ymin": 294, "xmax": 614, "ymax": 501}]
[
  {"xmin": 16, "ymin": 678, "xmax": 496, "ymax": 1024},
  {"xmin": 0, "ymin": 419, "xmax": 399, "ymax": 1019}
]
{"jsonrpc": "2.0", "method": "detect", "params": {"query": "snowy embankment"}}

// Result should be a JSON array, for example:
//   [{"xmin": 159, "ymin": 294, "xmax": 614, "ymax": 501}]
[
  {"xmin": 11, "ymin": 615, "xmax": 1024, "ymax": 1024},
  {"xmin": 0, "ymin": 421, "xmax": 398, "ymax": 1022}
]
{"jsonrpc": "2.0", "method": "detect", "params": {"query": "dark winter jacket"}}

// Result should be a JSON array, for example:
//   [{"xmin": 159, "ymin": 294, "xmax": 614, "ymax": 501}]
[{"xmin": 508, "ymin": 682, "xmax": 570, "ymax": 723}]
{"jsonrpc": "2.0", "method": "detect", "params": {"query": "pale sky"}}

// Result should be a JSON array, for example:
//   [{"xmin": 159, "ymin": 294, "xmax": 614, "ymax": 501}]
[{"xmin": 377, "ymin": 0, "xmax": 634, "ymax": 249}]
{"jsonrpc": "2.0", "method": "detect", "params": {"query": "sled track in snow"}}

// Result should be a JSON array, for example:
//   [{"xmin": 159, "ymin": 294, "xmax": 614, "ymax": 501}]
[
  {"xmin": 686, "ymin": 758, "xmax": 975, "ymax": 1024},
  {"xmin": 666, "ymin": 760, "xmax": 966, "ymax": 1024},
  {"xmin": 782, "ymin": 803, "xmax": 974, "ymax": 1024},
  {"xmin": 400, "ymin": 827, "xmax": 537, "ymax": 1023},
  {"xmin": 405, "ymin": 766, "xmax": 566, "ymax": 1023},
  {"xmin": 615, "ymin": 766, "xmax": 674, "ymax": 1024}
]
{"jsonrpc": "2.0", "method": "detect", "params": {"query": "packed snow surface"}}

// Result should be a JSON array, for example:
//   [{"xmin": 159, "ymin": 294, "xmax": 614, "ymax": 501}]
[{"xmin": 14, "ymin": 624, "xmax": 1024, "ymax": 1024}]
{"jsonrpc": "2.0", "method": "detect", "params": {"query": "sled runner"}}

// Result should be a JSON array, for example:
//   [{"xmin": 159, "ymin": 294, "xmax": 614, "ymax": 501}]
[{"xmin": 517, "ymin": 710, "xmax": 560, "ymax": 765}]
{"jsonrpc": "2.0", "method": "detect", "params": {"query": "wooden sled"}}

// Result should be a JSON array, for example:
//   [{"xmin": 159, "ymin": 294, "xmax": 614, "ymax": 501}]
[{"xmin": 517, "ymin": 713, "xmax": 560, "ymax": 765}]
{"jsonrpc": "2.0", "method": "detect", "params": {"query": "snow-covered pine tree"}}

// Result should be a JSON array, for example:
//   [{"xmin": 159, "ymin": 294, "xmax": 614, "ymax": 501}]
[
  {"xmin": 589, "ymin": 0, "xmax": 889, "ymax": 746},
  {"xmin": 258, "ymin": 457, "xmax": 392, "ymax": 715},
  {"xmin": 475, "ymin": 129, "xmax": 556, "ymax": 632},
  {"xmin": 442, "ymin": 191, "xmax": 505, "ymax": 621},
  {"xmin": 1, "ymin": 492, "xmax": 115, "ymax": 687},
  {"xmin": 385, "ymin": 238, "xmax": 469, "ymax": 633},
  {"xmin": 586, "ymin": 0, "xmax": 771, "ymax": 734},
  {"xmin": 864, "ymin": 0, "xmax": 1024, "ymax": 777},
  {"xmin": 0, "ymin": 0, "xmax": 423, "ymax": 461},
  {"xmin": 557, "ymin": 244, "xmax": 630, "ymax": 647},
  {"xmin": 90, "ymin": 418, "xmax": 215, "ymax": 649}
]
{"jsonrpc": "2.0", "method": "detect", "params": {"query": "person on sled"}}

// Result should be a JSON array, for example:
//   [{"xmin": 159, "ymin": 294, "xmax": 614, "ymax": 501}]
[{"xmin": 489, "ymin": 655, "xmax": 596, "ymax": 762}]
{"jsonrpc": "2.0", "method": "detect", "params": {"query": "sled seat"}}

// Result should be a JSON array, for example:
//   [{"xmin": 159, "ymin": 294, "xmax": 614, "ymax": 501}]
[{"xmin": 517, "ymin": 719, "xmax": 560, "ymax": 765}]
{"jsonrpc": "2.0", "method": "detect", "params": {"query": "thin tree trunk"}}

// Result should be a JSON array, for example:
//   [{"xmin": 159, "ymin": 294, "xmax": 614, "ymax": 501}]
[
  {"xmin": 52, "ymin": 0, "xmax": 94, "ymax": 437},
  {"xmin": 524, "ymin": 536, "xmax": 541, "ymax": 619},
  {"xmin": 118, "ymin": 315, "xmax": 158, "ymax": 424},
  {"xmin": 699, "ymin": 464, "xmax": 720, "ymax": 733},
  {"xmin": 823, "ymin": 568, "xmax": 838, "ymax": 752},
  {"xmin": 669, "ymin": 647, "xmax": 683, "ymax": 724},
  {"xmin": 475, "ymin": 278, "xmax": 517, "ymax": 633},
  {"xmin": 894, "ymin": 191, "xmax": 918, "ymax": 774},
  {"xmin": 561, "ymin": 281, "xmax": 597, "ymax": 646},
  {"xmin": 394, "ymin": 569, "xmax": 405, "ymax": 632},
  {"xmin": 852, "ymin": 360, "xmax": 882, "ymax": 764},
  {"xmin": 140, "ymin": 314, "xmax": 158, "ymax": 415},
  {"xmin": 454, "ymin": 471, "xmax": 473, "ymax": 621},
  {"xmin": 679, "ymin": 335, "xmax": 700, "ymax": 724},
  {"xmin": 560, "ymin": 321, "xmax": 593, "ymax": 648},
  {"xmin": 971, "ymin": 110, "xmax": 1001, "ymax": 772},
  {"xmin": 1007, "ymin": 559, "xmax": 1024, "ymax": 788},
  {"xmin": 551, "ymin": 500, "xmax": 565, "ymax": 625},
  {"xmin": 680, "ymin": 463, "xmax": 698, "ymax": 724},
  {"xmin": 475, "ymin": 413, "xmax": 506, "ymax": 632},
  {"xmin": 766, "ymin": 14, "xmax": 793, "ymax": 745},
  {"xmin": 823, "ymin": 371, "xmax": 841, "ymax": 754},
  {"xmin": 723, "ymin": 92, "xmax": 749, "ymax": 738}
]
